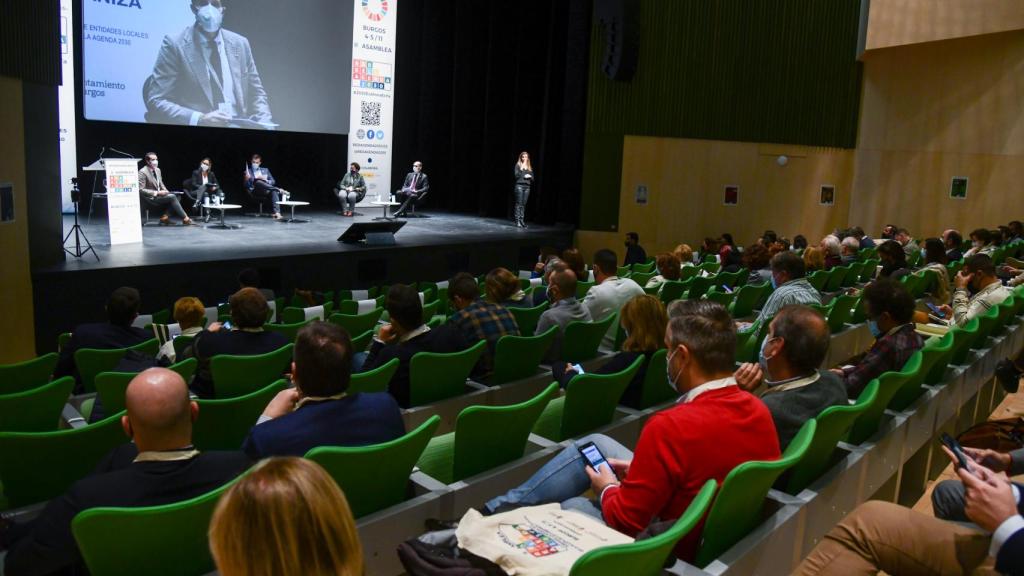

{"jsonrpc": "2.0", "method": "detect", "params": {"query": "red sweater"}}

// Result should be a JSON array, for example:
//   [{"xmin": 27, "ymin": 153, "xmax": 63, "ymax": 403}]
[{"xmin": 600, "ymin": 385, "xmax": 780, "ymax": 561}]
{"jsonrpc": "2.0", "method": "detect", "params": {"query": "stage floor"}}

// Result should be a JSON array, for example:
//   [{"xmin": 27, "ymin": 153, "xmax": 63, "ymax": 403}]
[{"xmin": 56, "ymin": 209, "xmax": 572, "ymax": 271}]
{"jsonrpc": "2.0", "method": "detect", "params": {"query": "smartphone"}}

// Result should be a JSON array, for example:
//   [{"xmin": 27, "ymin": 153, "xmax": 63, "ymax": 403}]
[
  {"xmin": 222, "ymin": 320, "xmax": 233, "ymax": 331},
  {"xmin": 721, "ymin": 285, "xmax": 733, "ymax": 294},
  {"xmin": 571, "ymin": 363, "xmax": 585, "ymax": 375},
  {"xmin": 940, "ymin": 433, "xmax": 973, "ymax": 473},
  {"xmin": 926, "ymin": 302, "xmax": 946, "ymax": 318},
  {"xmin": 578, "ymin": 441, "xmax": 617, "ymax": 479}
]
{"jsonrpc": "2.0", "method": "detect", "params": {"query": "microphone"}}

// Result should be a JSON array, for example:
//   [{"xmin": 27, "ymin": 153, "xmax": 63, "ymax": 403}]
[{"xmin": 109, "ymin": 147, "xmax": 135, "ymax": 158}]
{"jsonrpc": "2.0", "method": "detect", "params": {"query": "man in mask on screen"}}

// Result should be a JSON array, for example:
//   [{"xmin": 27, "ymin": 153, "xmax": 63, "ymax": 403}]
[{"xmin": 143, "ymin": 0, "xmax": 274, "ymax": 128}]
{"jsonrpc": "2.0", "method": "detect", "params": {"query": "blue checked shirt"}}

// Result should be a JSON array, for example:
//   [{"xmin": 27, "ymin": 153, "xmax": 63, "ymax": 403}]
[
  {"xmin": 448, "ymin": 299, "xmax": 520, "ymax": 375},
  {"xmin": 755, "ymin": 278, "xmax": 822, "ymax": 325}
]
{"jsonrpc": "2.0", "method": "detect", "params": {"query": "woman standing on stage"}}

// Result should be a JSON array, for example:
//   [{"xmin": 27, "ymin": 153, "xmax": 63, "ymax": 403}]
[{"xmin": 513, "ymin": 151, "xmax": 534, "ymax": 228}]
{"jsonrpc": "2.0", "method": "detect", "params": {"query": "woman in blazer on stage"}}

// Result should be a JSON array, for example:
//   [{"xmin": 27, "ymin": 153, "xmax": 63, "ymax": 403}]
[
  {"xmin": 513, "ymin": 151, "xmax": 534, "ymax": 229},
  {"xmin": 189, "ymin": 157, "xmax": 222, "ymax": 215}
]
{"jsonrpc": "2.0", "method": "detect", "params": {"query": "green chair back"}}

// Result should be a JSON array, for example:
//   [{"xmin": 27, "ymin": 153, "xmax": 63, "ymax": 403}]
[
  {"xmin": 950, "ymin": 317, "xmax": 981, "ymax": 365},
  {"xmin": 0, "ymin": 353, "xmax": 59, "ymax": 395},
  {"xmin": 847, "ymin": 352, "xmax": 922, "ymax": 444},
  {"xmin": 193, "ymin": 379, "xmax": 287, "ymax": 451},
  {"xmin": 841, "ymin": 262, "xmax": 863, "ymax": 288},
  {"xmin": 350, "ymin": 358, "xmax": 400, "ymax": 394},
  {"xmin": 729, "ymin": 283, "xmax": 769, "ymax": 318},
  {"xmin": 694, "ymin": 420, "xmax": 816, "ymax": 567},
  {"xmin": 631, "ymin": 261, "xmax": 656, "ymax": 274},
  {"xmin": 851, "ymin": 297, "xmax": 868, "ymax": 324},
  {"xmin": 807, "ymin": 270, "xmax": 829, "ymax": 292},
  {"xmin": 991, "ymin": 295, "xmax": 1017, "ymax": 337},
  {"xmin": 534, "ymin": 356, "xmax": 643, "ymax": 442},
  {"xmin": 859, "ymin": 259, "xmax": 879, "ymax": 282},
  {"xmin": 637, "ymin": 349, "xmax": 676, "ymax": 409},
  {"xmin": 75, "ymin": 339, "xmax": 159, "ymax": 393},
  {"xmin": 265, "ymin": 318, "xmax": 315, "ymax": 342},
  {"xmin": 659, "ymin": 279, "xmax": 692, "ymax": 304},
  {"xmin": 576, "ymin": 280, "xmax": 596, "ymax": 300},
  {"xmin": 0, "ymin": 376, "xmax": 74, "ymax": 433},
  {"xmin": 94, "ymin": 358, "xmax": 198, "ymax": 416},
  {"xmin": 922, "ymin": 332, "xmax": 956, "ymax": 386},
  {"xmin": 678, "ymin": 266, "xmax": 700, "ymax": 282},
  {"xmin": 351, "ymin": 329, "xmax": 374, "ymax": 352},
  {"xmin": 172, "ymin": 335, "xmax": 194, "ymax": 360},
  {"xmin": 705, "ymin": 287, "xmax": 736, "ymax": 308},
  {"xmin": 491, "ymin": 326, "xmax": 558, "ymax": 385},
  {"xmin": 825, "ymin": 294, "xmax": 859, "ymax": 333},
  {"xmin": 630, "ymin": 271, "xmax": 657, "ymax": 286},
  {"xmin": 409, "ymin": 340, "xmax": 487, "ymax": 406},
  {"xmin": 0, "ymin": 411, "xmax": 127, "ymax": 508},
  {"xmin": 327, "ymin": 308, "xmax": 384, "ymax": 337},
  {"xmin": 718, "ymin": 270, "xmax": 743, "ymax": 289},
  {"xmin": 72, "ymin": 477, "xmax": 240, "ymax": 576},
  {"xmin": 210, "ymin": 344, "xmax": 294, "ymax": 399},
  {"xmin": 306, "ymin": 415, "xmax": 440, "ymax": 518},
  {"xmin": 824, "ymin": 265, "xmax": 851, "ymax": 292},
  {"xmin": 784, "ymin": 381, "xmax": 878, "ymax": 494},
  {"xmin": 971, "ymin": 305, "xmax": 1002, "ymax": 350},
  {"xmin": 509, "ymin": 300, "xmax": 550, "ymax": 337},
  {"xmin": 422, "ymin": 300, "xmax": 440, "ymax": 324},
  {"xmin": 699, "ymin": 261, "xmax": 720, "ymax": 274},
  {"xmin": 570, "ymin": 480, "xmax": 717, "ymax": 576},
  {"xmin": 687, "ymin": 275, "xmax": 717, "ymax": 300},
  {"xmin": 337, "ymin": 295, "xmax": 385, "ymax": 316},
  {"xmin": 280, "ymin": 301, "xmax": 335, "ymax": 325},
  {"xmin": 888, "ymin": 338, "xmax": 940, "ymax": 412},
  {"xmin": 735, "ymin": 319, "xmax": 769, "ymax": 364},
  {"xmin": 562, "ymin": 313, "xmax": 619, "ymax": 364}
]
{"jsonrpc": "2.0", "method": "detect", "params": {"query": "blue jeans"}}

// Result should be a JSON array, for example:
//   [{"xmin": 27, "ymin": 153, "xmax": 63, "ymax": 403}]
[
  {"xmin": 351, "ymin": 351, "xmax": 368, "ymax": 373},
  {"xmin": 484, "ymin": 434, "xmax": 634, "ymax": 521}
]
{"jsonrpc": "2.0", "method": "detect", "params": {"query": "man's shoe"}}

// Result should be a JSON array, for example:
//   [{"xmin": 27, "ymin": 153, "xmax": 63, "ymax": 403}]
[
  {"xmin": 996, "ymin": 358, "xmax": 1022, "ymax": 393},
  {"xmin": 272, "ymin": 213, "xmax": 283, "ymax": 220}
]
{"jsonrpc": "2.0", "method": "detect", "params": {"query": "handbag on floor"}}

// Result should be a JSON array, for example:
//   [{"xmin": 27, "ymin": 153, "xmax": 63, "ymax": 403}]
[{"xmin": 957, "ymin": 417, "xmax": 1024, "ymax": 452}]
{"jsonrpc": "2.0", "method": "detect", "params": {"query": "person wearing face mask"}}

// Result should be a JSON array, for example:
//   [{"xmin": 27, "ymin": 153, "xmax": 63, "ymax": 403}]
[
  {"xmin": 482, "ymin": 300, "xmax": 779, "ymax": 563},
  {"xmin": 752, "ymin": 251, "xmax": 822, "ymax": 327},
  {"xmin": 830, "ymin": 279, "xmax": 923, "ymax": 398},
  {"xmin": 144, "ymin": 0, "xmax": 274, "ymax": 129},
  {"xmin": 535, "ymin": 269, "xmax": 592, "ymax": 363},
  {"xmin": 964, "ymin": 228, "xmax": 997, "ymax": 258},
  {"xmin": 334, "ymin": 162, "xmax": 366, "ymax": 217},
  {"xmin": 244, "ymin": 154, "xmax": 287, "ymax": 219},
  {"xmin": 394, "ymin": 161, "xmax": 430, "ymax": 217},
  {"xmin": 733, "ymin": 305, "xmax": 847, "ymax": 449},
  {"xmin": 138, "ymin": 152, "xmax": 193, "ymax": 226},
  {"xmin": 936, "ymin": 254, "xmax": 1012, "ymax": 328},
  {"xmin": 188, "ymin": 157, "xmax": 222, "ymax": 218}
]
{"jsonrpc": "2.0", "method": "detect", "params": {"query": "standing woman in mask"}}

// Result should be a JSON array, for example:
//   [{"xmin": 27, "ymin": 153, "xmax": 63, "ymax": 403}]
[
  {"xmin": 189, "ymin": 157, "xmax": 222, "ymax": 217},
  {"xmin": 335, "ymin": 162, "xmax": 366, "ymax": 217},
  {"xmin": 513, "ymin": 151, "xmax": 534, "ymax": 228}
]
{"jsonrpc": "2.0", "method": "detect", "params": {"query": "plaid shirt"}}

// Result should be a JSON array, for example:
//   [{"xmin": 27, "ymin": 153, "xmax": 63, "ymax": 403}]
[
  {"xmin": 755, "ymin": 278, "xmax": 821, "ymax": 325},
  {"xmin": 448, "ymin": 299, "xmax": 520, "ymax": 375},
  {"xmin": 841, "ymin": 323, "xmax": 923, "ymax": 398}
]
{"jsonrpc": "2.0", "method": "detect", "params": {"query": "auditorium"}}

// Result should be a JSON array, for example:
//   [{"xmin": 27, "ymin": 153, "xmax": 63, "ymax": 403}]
[{"xmin": 3, "ymin": 0, "xmax": 1024, "ymax": 574}]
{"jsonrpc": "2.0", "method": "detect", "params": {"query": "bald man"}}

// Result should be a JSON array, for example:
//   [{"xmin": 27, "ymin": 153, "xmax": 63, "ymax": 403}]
[{"xmin": 2, "ymin": 369, "xmax": 252, "ymax": 576}]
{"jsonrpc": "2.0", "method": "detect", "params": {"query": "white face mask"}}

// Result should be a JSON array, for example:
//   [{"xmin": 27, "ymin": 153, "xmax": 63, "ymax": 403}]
[
  {"xmin": 196, "ymin": 4, "xmax": 224, "ymax": 34},
  {"xmin": 252, "ymin": 162, "xmax": 260, "ymax": 170},
  {"xmin": 200, "ymin": 163, "xmax": 210, "ymax": 172},
  {"xmin": 149, "ymin": 159, "xmax": 159, "ymax": 168},
  {"xmin": 413, "ymin": 166, "xmax": 421, "ymax": 173}
]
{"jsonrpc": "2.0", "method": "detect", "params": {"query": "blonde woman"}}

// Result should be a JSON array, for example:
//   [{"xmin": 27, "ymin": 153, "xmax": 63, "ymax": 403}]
[
  {"xmin": 209, "ymin": 458, "xmax": 363, "ymax": 576},
  {"xmin": 513, "ymin": 151, "xmax": 534, "ymax": 228}
]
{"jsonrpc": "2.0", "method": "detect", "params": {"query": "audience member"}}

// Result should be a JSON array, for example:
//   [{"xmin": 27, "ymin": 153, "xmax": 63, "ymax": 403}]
[
  {"xmin": 820, "ymin": 236, "xmax": 842, "ymax": 269},
  {"xmin": 921, "ymin": 237, "xmax": 951, "ymax": 304},
  {"xmin": 876, "ymin": 240, "xmax": 911, "ymax": 281},
  {"xmin": 241, "ymin": 322, "xmax": 404, "ymax": 459},
  {"xmin": 937, "ymin": 254, "xmax": 1012, "ymax": 327},
  {"xmin": 1009, "ymin": 221, "xmax": 1024, "ymax": 243},
  {"xmin": 157, "ymin": 296, "xmax": 206, "ymax": 363},
  {"xmin": 699, "ymin": 237, "xmax": 720, "ymax": 262},
  {"xmin": 880, "ymin": 224, "xmax": 897, "ymax": 240},
  {"xmin": 944, "ymin": 229, "xmax": 964, "ymax": 261},
  {"xmin": 54, "ymin": 286, "xmax": 151, "ymax": 389},
  {"xmin": 792, "ymin": 235, "xmax": 808, "ymax": 251},
  {"xmin": 803, "ymin": 246, "xmax": 825, "ymax": 272},
  {"xmin": 535, "ymin": 269, "xmax": 592, "ymax": 362},
  {"xmin": 1, "ymin": 369, "xmax": 252, "ymax": 576},
  {"xmin": 561, "ymin": 247, "xmax": 588, "ymax": 281},
  {"xmin": 446, "ymin": 272, "xmax": 520, "ymax": 377},
  {"xmin": 645, "ymin": 253, "xmax": 681, "ymax": 293},
  {"xmin": 754, "ymin": 252, "xmax": 822, "ymax": 325},
  {"xmin": 360, "ymin": 284, "xmax": 468, "ymax": 408},
  {"xmin": 931, "ymin": 445, "xmax": 1024, "ymax": 522},
  {"xmin": 719, "ymin": 233, "xmax": 741, "ymax": 271},
  {"xmin": 832, "ymin": 279, "xmax": 923, "ymax": 398},
  {"xmin": 623, "ymin": 232, "xmax": 647, "ymax": 266},
  {"xmin": 583, "ymin": 249, "xmax": 645, "ymax": 349},
  {"xmin": 188, "ymin": 288, "xmax": 290, "ymax": 399},
  {"xmin": 237, "ymin": 268, "xmax": 275, "ymax": 301},
  {"xmin": 483, "ymin": 300, "xmax": 780, "ymax": 562},
  {"xmin": 762, "ymin": 229, "xmax": 779, "ymax": 246},
  {"xmin": 840, "ymin": 236, "xmax": 860, "ymax": 265},
  {"xmin": 895, "ymin": 228, "xmax": 920, "ymax": 258},
  {"xmin": 484, "ymin": 267, "xmax": 532, "ymax": 308},
  {"xmin": 995, "ymin": 227, "xmax": 1008, "ymax": 246},
  {"xmin": 552, "ymin": 294, "xmax": 667, "ymax": 409},
  {"xmin": 743, "ymin": 243, "xmax": 773, "ymax": 285},
  {"xmin": 965, "ymin": 228, "xmax": 996, "ymax": 257},
  {"xmin": 531, "ymin": 258, "xmax": 568, "ymax": 306},
  {"xmin": 673, "ymin": 244, "xmax": 695, "ymax": 267},
  {"xmin": 209, "ymin": 457, "xmax": 363, "ymax": 576},
  {"xmin": 851, "ymin": 226, "xmax": 875, "ymax": 249},
  {"xmin": 531, "ymin": 246, "xmax": 561, "ymax": 279}
]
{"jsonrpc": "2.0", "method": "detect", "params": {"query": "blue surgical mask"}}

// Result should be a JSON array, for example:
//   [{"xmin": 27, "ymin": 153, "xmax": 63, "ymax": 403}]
[
  {"xmin": 196, "ymin": 4, "xmax": 223, "ymax": 34},
  {"xmin": 770, "ymin": 274, "xmax": 778, "ymax": 290},
  {"xmin": 920, "ymin": 249, "xmax": 927, "ymax": 261},
  {"xmin": 868, "ymin": 319, "xmax": 882, "ymax": 339},
  {"xmin": 758, "ymin": 336, "xmax": 774, "ymax": 381}
]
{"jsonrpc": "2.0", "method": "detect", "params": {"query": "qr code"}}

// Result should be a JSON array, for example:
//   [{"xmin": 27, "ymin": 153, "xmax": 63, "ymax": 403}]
[{"xmin": 361, "ymin": 101, "xmax": 381, "ymax": 126}]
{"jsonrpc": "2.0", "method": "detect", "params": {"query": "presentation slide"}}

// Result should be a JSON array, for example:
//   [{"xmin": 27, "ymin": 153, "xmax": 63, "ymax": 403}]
[{"xmin": 82, "ymin": 0, "xmax": 352, "ymax": 134}]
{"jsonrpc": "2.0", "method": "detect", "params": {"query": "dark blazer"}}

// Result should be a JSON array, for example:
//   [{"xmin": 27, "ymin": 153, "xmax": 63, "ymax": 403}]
[
  {"xmin": 188, "ymin": 329, "xmax": 290, "ymax": 398},
  {"xmin": 243, "ymin": 166, "xmax": 276, "ymax": 193},
  {"xmin": 759, "ymin": 370, "xmax": 848, "ymax": 449},
  {"xmin": 624, "ymin": 245, "xmax": 648, "ymax": 267},
  {"xmin": 552, "ymin": 351, "xmax": 655, "ymax": 409},
  {"xmin": 997, "ymin": 523, "xmax": 1024, "ymax": 575},
  {"xmin": 138, "ymin": 166, "xmax": 170, "ymax": 199},
  {"xmin": 1, "ymin": 444, "xmax": 251, "ymax": 576},
  {"xmin": 947, "ymin": 248, "xmax": 964, "ymax": 262},
  {"xmin": 400, "ymin": 172, "xmax": 430, "ymax": 196},
  {"xmin": 513, "ymin": 166, "xmax": 534, "ymax": 188},
  {"xmin": 143, "ymin": 25, "xmax": 273, "ymax": 126},
  {"xmin": 360, "ymin": 325, "xmax": 468, "ymax": 408},
  {"xmin": 54, "ymin": 323, "xmax": 152, "ymax": 389},
  {"xmin": 242, "ymin": 392, "xmax": 405, "ymax": 459},
  {"xmin": 188, "ymin": 168, "xmax": 219, "ymax": 192}
]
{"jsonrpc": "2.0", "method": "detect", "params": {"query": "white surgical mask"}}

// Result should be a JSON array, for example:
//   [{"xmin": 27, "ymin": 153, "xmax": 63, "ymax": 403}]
[
  {"xmin": 252, "ymin": 162, "xmax": 260, "ymax": 169},
  {"xmin": 196, "ymin": 4, "xmax": 223, "ymax": 34},
  {"xmin": 666, "ymin": 348, "xmax": 681, "ymax": 391},
  {"xmin": 150, "ymin": 160, "xmax": 159, "ymax": 168},
  {"xmin": 200, "ymin": 164, "xmax": 210, "ymax": 172},
  {"xmin": 413, "ymin": 166, "xmax": 421, "ymax": 173}
]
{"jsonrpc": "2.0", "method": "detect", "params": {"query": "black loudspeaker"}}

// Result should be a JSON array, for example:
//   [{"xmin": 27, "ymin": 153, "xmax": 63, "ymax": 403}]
[
  {"xmin": 338, "ymin": 221, "xmax": 407, "ymax": 245},
  {"xmin": 594, "ymin": 0, "xmax": 639, "ymax": 82}
]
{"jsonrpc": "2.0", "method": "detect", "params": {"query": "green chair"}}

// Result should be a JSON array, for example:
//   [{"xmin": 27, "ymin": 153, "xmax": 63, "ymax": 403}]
[
  {"xmin": 734, "ymin": 319, "xmax": 768, "ymax": 364},
  {"xmin": 970, "ymin": 306, "xmax": 1002, "ymax": 350},
  {"xmin": 659, "ymin": 279, "xmax": 692, "ymax": 304},
  {"xmin": 949, "ymin": 317, "xmax": 981, "ymax": 365},
  {"xmin": 562, "ymin": 313, "xmax": 618, "ymax": 364},
  {"xmin": 570, "ymin": 480, "xmax": 717, "ymax": 576},
  {"xmin": 630, "ymin": 271, "xmax": 657, "ymax": 286},
  {"xmin": 824, "ymin": 265, "xmax": 852, "ymax": 292},
  {"xmin": 906, "ymin": 250, "xmax": 922, "ymax": 268},
  {"xmin": 693, "ymin": 419, "xmax": 816, "ymax": 567},
  {"xmin": 0, "ymin": 353, "xmax": 59, "ymax": 395},
  {"xmin": 532, "ymin": 356, "xmax": 643, "ymax": 442},
  {"xmin": 702, "ymin": 255, "xmax": 718, "ymax": 265},
  {"xmin": 807, "ymin": 270, "xmax": 829, "ymax": 292},
  {"xmin": 280, "ymin": 301, "xmax": 334, "ymax": 324},
  {"xmin": 350, "ymin": 358, "xmax": 400, "ymax": 394},
  {"xmin": 860, "ymin": 259, "xmax": 880, "ymax": 283},
  {"xmin": 699, "ymin": 261, "xmax": 720, "ymax": 275},
  {"xmin": 509, "ymin": 301, "xmax": 549, "ymax": 337},
  {"xmin": 171, "ymin": 335, "xmax": 194, "ymax": 360},
  {"xmin": 678, "ymin": 266, "xmax": 700, "ymax": 282},
  {"xmin": 990, "ymin": 296, "xmax": 1017, "ymax": 338},
  {"xmin": 718, "ymin": 270, "xmax": 743, "ymax": 289},
  {"xmin": 426, "ymin": 317, "xmax": 444, "ymax": 329},
  {"xmin": 338, "ymin": 287, "xmax": 380, "ymax": 302},
  {"xmin": 408, "ymin": 340, "xmax": 487, "ymax": 406},
  {"xmin": 847, "ymin": 352, "xmax": 922, "ymax": 444},
  {"xmin": 327, "ymin": 308, "xmax": 384, "ymax": 337},
  {"xmin": 417, "ymin": 384, "xmax": 558, "ymax": 484},
  {"xmin": 75, "ymin": 339, "xmax": 159, "ymax": 393},
  {"xmin": 306, "ymin": 415, "xmax": 441, "ymax": 518},
  {"xmin": 210, "ymin": 344, "xmax": 294, "ymax": 399},
  {"xmin": 337, "ymin": 295, "xmax": 385, "ymax": 315},
  {"xmin": 58, "ymin": 332, "xmax": 72, "ymax": 352},
  {"xmin": 636, "ymin": 349, "xmax": 676, "ymax": 409},
  {"xmin": 824, "ymin": 294, "xmax": 859, "ymax": 333},
  {"xmin": 841, "ymin": 262, "xmax": 863, "ymax": 288},
  {"xmin": 193, "ymin": 380, "xmax": 288, "ymax": 451},
  {"xmin": 72, "ymin": 477, "xmax": 240, "ymax": 576},
  {"xmin": 888, "ymin": 337, "xmax": 941, "ymax": 412},
  {"xmin": 616, "ymin": 266, "xmax": 631, "ymax": 277},
  {"xmin": 783, "ymin": 381, "xmax": 878, "ymax": 494},
  {"xmin": 0, "ymin": 376, "xmax": 75, "ymax": 433},
  {"xmin": 704, "ymin": 287, "xmax": 736, "ymax": 308},
  {"xmin": 490, "ymin": 327, "xmax": 558, "ymax": 385},
  {"xmin": 351, "ymin": 329, "xmax": 374, "ymax": 353},
  {"xmin": 851, "ymin": 297, "xmax": 869, "ymax": 324},
  {"xmin": 921, "ymin": 331, "xmax": 956, "ymax": 386},
  {"xmin": 729, "ymin": 283, "xmax": 769, "ymax": 318},
  {"xmin": 687, "ymin": 275, "xmax": 717, "ymax": 300},
  {"xmin": 422, "ymin": 300, "xmax": 440, "ymax": 324},
  {"xmin": 576, "ymin": 280, "xmax": 596, "ymax": 299},
  {"xmin": 631, "ymin": 261, "xmax": 656, "ymax": 274},
  {"xmin": 265, "ymin": 318, "xmax": 315, "ymax": 342},
  {"xmin": 93, "ymin": 358, "xmax": 198, "ymax": 417},
  {"xmin": 0, "ymin": 411, "xmax": 127, "ymax": 508}
]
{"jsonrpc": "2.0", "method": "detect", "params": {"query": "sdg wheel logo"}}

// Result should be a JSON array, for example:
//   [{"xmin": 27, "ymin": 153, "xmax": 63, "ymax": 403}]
[{"xmin": 362, "ymin": 0, "xmax": 389, "ymax": 22}]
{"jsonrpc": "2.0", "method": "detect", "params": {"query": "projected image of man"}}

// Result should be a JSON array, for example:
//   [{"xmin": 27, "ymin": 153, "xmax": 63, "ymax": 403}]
[{"xmin": 143, "ymin": 0, "xmax": 274, "ymax": 128}]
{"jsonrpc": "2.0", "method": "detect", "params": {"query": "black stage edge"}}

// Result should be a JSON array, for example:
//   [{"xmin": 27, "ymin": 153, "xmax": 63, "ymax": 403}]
[{"xmin": 33, "ymin": 210, "xmax": 574, "ymax": 354}]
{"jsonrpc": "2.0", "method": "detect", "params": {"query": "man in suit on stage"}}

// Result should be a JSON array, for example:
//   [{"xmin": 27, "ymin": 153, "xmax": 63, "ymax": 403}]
[
  {"xmin": 243, "ymin": 154, "xmax": 286, "ymax": 219},
  {"xmin": 143, "ymin": 0, "xmax": 274, "ymax": 129},
  {"xmin": 139, "ymin": 152, "xmax": 193, "ymax": 226},
  {"xmin": 394, "ymin": 161, "xmax": 430, "ymax": 217}
]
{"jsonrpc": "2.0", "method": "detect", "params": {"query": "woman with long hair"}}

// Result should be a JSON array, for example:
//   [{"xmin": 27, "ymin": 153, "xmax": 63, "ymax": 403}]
[
  {"xmin": 513, "ymin": 151, "xmax": 534, "ymax": 228},
  {"xmin": 209, "ymin": 458, "xmax": 364, "ymax": 576}
]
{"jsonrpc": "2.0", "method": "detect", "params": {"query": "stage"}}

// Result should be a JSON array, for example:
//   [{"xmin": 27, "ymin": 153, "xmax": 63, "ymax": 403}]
[{"xmin": 33, "ymin": 209, "xmax": 574, "ymax": 353}]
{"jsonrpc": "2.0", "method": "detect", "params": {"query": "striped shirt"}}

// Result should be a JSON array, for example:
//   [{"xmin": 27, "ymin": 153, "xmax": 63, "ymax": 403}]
[
  {"xmin": 950, "ymin": 281, "xmax": 1011, "ymax": 327},
  {"xmin": 755, "ymin": 278, "xmax": 821, "ymax": 325}
]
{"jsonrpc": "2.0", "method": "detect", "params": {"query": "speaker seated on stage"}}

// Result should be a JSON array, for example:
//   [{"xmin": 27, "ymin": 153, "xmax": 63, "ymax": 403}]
[
  {"xmin": 187, "ymin": 157, "xmax": 223, "ymax": 216},
  {"xmin": 138, "ymin": 152, "xmax": 194, "ymax": 226},
  {"xmin": 243, "ymin": 153, "xmax": 288, "ymax": 220},
  {"xmin": 393, "ymin": 160, "xmax": 430, "ymax": 217},
  {"xmin": 334, "ymin": 162, "xmax": 366, "ymax": 217}
]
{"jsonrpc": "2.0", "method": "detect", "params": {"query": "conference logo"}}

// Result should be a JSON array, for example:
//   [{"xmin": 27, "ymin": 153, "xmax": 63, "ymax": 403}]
[
  {"xmin": 362, "ymin": 0, "xmax": 389, "ymax": 22},
  {"xmin": 356, "ymin": 129, "xmax": 366, "ymax": 139}
]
